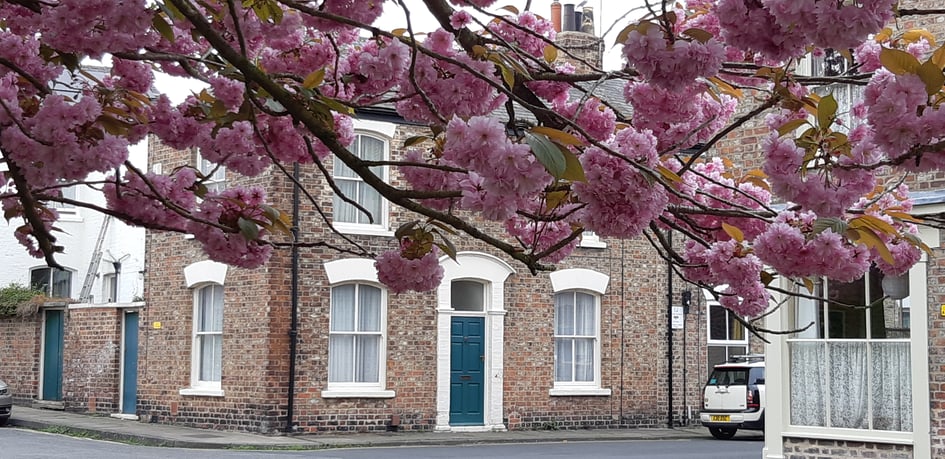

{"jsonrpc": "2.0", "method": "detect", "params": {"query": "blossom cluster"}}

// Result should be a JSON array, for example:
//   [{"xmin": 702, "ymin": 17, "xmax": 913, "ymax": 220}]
[
  {"xmin": 713, "ymin": 0, "xmax": 896, "ymax": 62},
  {"xmin": 573, "ymin": 128, "xmax": 667, "ymax": 238},
  {"xmin": 375, "ymin": 246, "xmax": 445, "ymax": 294},
  {"xmin": 622, "ymin": 22, "xmax": 725, "ymax": 90}
]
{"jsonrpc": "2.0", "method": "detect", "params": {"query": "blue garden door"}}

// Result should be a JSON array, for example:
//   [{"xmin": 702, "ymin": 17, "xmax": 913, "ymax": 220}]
[
  {"xmin": 450, "ymin": 316, "xmax": 485, "ymax": 425},
  {"xmin": 42, "ymin": 309, "xmax": 64, "ymax": 401},
  {"xmin": 121, "ymin": 311, "xmax": 139, "ymax": 415}
]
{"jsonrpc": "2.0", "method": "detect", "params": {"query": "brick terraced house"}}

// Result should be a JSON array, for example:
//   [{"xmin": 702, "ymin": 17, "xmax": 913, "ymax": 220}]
[{"xmin": 133, "ymin": 5, "xmax": 751, "ymax": 435}]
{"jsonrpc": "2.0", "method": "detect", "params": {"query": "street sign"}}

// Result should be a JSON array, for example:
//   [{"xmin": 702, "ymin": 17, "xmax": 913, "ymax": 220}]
[{"xmin": 672, "ymin": 306, "xmax": 685, "ymax": 329}]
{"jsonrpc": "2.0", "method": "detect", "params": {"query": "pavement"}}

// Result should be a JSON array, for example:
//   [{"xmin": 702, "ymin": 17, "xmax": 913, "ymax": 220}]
[{"xmin": 7, "ymin": 405, "xmax": 715, "ymax": 450}]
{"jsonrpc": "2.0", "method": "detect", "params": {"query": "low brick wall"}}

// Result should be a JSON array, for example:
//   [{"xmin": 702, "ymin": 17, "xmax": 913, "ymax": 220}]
[{"xmin": 783, "ymin": 437, "xmax": 912, "ymax": 459}]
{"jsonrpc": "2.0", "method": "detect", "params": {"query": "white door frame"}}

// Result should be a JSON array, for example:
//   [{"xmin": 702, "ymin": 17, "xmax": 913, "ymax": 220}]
[{"xmin": 435, "ymin": 252, "xmax": 514, "ymax": 431}]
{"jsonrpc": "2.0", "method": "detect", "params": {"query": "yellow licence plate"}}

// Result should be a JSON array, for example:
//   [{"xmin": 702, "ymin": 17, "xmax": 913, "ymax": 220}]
[{"xmin": 710, "ymin": 415, "xmax": 730, "ymax": 422}]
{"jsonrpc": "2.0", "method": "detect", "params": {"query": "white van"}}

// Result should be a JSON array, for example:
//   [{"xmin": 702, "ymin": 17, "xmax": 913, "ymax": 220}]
[{"xmin": 701, "ymin": 355, "xmax": 765, "ymax": 439}]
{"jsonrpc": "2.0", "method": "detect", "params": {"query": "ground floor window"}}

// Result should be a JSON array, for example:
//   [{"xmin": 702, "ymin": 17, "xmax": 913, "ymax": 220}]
[{"xmin": 788, "ymin": 268, "xmax": 912, "ymax": 432}]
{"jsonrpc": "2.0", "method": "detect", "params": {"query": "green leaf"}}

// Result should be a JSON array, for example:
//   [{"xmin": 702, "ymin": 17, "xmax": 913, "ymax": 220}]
[
  {"xmin": 812, "ymin": 217, "xmax": 846, "ymax": 235},
  {"xmin": 530, "ymin": 126, "xmax": 583, "ymax": 146},
  {"xmin": 395, "ymin": 220, "xmax": 420, "ymax": 240},
  {"xmin": 525, "ymin": 132, "xmax": 566, "ymax": 178},
  {"xmin": 777, "ymin": 118, "xmax": 809, "ymax": 137},
  {"xmin": 656, "ymin": 165, "xmax": 683, "ymax": 184},
  {"xmin": 302, "ymin": 68, "xmax": 325, "ymax": 89},
  {"xmin": 403, "ymin": 135, "xmax": 430, "ymax": 148},
  {"xmin": 499, "ymin": 62, "xmax": 515, "ymax": 88},
  {"xmin": 880, "ymin": 47, "xmax": 921, "ymax": 75},
  {"xmin": 237, "ymin": 217, "xmax": 260, "ymax": 240},
  {"xmin": 816, "ymin": 93, "xmax": 838, "ymax": 130},
  {"xmin": 318, "ymin": 96, "xmax": 355, "ymax": 115},
  {"xmin": 917, "ymin": 59, "xmax": 945, "ymax": 95},
  {"xmin": 152, "ymin": 12, "xmax": 176, "ymax": 43},
  {"xmin": 681, "ymin": 28, "xmax": 713, "ymax": 44},
  {"xmin": 435, "ymin": 238, "xmax": 458, "ymax": 262},
  {"xmin": 560, "ymin": 148, "xmax": 586, "ymax": 182}
]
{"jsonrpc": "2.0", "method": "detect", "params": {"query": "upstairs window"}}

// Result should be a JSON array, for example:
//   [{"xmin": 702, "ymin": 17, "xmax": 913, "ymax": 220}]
[
  {"xmin": 333, "ymin": 134, "xmax": 388, "ymax": 233},
  {"xmin": 196, "ymin": 149, "xmax": 226, "ymax": 194}
]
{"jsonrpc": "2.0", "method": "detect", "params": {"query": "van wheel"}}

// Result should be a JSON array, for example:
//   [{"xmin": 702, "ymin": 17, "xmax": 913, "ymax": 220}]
[{"xmin": 709, "ymin": 427, "xmax": 737, "ymax": 439}]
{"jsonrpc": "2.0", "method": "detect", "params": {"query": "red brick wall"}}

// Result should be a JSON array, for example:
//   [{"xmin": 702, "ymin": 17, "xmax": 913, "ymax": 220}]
[
  {"xmin": 0, "ymin": 314, "xmax": 41, "ymax": 404},
  {"xmin": 142, "ymin": 124, "xmax": 719, "ymax": 433},
  {"xmin": 61, "ymin": 306, "xmax": 123, "ymax": 413}
]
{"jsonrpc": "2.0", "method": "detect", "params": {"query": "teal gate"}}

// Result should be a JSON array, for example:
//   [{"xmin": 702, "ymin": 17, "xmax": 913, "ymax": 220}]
[
  {"xmin": 42, "ymin": 309, "xmax": 64, "ymax": 401},
  {"xmin": 121, "ymin": 311, "xmax": 139, "ymax": 415}
]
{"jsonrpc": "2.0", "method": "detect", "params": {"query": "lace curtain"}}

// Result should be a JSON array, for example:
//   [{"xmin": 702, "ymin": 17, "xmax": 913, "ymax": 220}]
[{"xmin": 790, "ymin": 340, "xmax": 911, "ymax": 431}]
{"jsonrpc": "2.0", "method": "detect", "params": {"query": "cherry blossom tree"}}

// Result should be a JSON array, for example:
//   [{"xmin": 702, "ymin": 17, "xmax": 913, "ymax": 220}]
[{"xmin": 1, "ymin": 0, "xmax": 944, "ymax": 321}]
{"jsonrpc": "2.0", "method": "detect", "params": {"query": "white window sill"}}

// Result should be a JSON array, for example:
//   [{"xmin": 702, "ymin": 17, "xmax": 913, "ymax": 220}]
[
  {"xmin": 57, "ymin": 211, "xmax": 82, "ymax": 223},
  {"xmin": 578, "ymin": 239, "xmax": 607, "ymax": 249},
  {"xmin": 332, "ymin": 223, "xmax": 394, "ymax": 237},
  {"xmin": 321, "ymin": 389, "xmax": 395, "ymax": 399},
  {"xmin": 179, "ymin": 387, "xmax": 224, "ymax": 397},
  {"xmin": 549, "ymin": 387, "xmax": 612, "ymax": 397},
  {"xmin": 782, "ymin": 426, "xmax": 913, "ymax": 445}
]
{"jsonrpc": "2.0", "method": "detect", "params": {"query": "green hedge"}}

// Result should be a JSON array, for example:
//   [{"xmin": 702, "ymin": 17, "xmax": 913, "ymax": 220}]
[{"xmin": 0, "ymin": 283, "xmax": 43, "ymax": 317}]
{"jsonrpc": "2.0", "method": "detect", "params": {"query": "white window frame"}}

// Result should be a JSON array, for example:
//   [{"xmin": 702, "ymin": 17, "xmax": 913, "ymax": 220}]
[
  {"xmin": 705, "ymin": 291, "xmax": 749, "ymax": 370},
  {"xmin": 331, "ymin": 132, "xmax": 392, "ymax": 237},
  {"xmin": 183, "ymin": 283, "xmax": 224, "ymax": 395},
  {"xmin": 195, "ymin": 149, "xmax": 226, "ymax": 194},
  {"xmin": 548, "ymin": 268, "xmax": 611, "ymax": 396},
  {"xmin": 705, "ymin": 291, "xmax": 748, "ymax": 347},
  {"xmin": 101, "ymin": 272, "xmax": 118, "ymax": 303},
  {"xmin": 786, "ymin": 270, "xmax": 913, "ymax": 438},
  {"xmin": 322, "ymin": 259, "xmax": 394, "ymax": 398},
  {"xmin": 30, "ymin": 266, "xmax": 74, "ymax": 298},
  {"xmin": 578, "ymin": 230, "xmax": 607, "ymax": 248},
  {"xmin": 180, "ymin": 260, "xmax": 228, "ymax": 397},
  {"xmin": 48, "ymin": 181, "xmax": 78, "ymax": 217}
]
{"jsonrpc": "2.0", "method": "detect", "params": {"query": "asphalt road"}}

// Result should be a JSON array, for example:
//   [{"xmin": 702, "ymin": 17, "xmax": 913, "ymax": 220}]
[{"xmin": 0, "ymin": 427, "xmax": 763, "ymax": 459}]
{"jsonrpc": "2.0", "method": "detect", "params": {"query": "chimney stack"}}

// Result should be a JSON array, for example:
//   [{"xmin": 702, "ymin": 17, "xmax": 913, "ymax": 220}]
[{"xmin": 549, "ymin": 3, "xmax": 602, "ymax": 73}]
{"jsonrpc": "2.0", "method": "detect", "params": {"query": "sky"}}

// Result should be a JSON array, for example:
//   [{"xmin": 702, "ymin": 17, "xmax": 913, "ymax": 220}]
[{"xmin": 153, "ymin": 0, "xmax": 649, "ymax": 103}]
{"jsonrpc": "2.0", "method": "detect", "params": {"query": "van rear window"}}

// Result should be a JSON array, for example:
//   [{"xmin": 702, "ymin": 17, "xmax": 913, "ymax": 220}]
[
  {"xmin": 707, "ymin": 367, "xmax": 764, "ymax": 386},
  {"xmin": 707, "ymin": 368, "xmax": 748, "ymax": 386}
]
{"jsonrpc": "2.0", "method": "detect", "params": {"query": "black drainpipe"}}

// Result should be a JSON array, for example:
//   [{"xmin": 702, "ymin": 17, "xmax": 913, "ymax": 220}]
[
  {"xmin": 286, "ymin": 163, "xmax": 300, "ymax": 433},
  {"xmin": 666, "ymin": 230, "xmax": 674, "ymax": 429}
]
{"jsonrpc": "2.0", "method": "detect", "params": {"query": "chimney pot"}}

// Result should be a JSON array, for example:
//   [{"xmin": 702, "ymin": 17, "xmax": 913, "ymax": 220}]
[
  {"xmin": 562, "ymin": 3, "xmax": 575, "ymax": 32},
  {"xmin": 551, "ymin": 1, "xmax": 562, "ymax": 33}
]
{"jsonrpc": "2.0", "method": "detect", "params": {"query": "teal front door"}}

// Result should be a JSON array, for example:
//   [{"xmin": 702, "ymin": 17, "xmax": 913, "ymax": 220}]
[
  {"xmin": 42, "ymin": 309, "xmax": 64, "ymax": 401},
  {"xmin": 121, "ymin": 311, "xmax": 139, "ymax": 415},
  {"xmin": 450, "ymin": 317, "xmax": 485, "ymax": 425}
]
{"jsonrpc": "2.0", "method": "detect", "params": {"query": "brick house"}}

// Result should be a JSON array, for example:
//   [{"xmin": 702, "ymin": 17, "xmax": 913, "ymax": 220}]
[
  {"xmin": 0, "ymin": 127, "xmax": 146, "ymax": 417},
  {"xmin": 133, "ymin": 5, "xmax": 776, "ymax": 434},
  {"xmin": 139, "ymin": 107, "xmax": 747, "ymax": 433}
]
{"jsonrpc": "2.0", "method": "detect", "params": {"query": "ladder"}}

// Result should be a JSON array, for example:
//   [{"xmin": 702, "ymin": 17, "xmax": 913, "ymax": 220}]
[{"xmin": 78, "ymin": 215, "xmax": 112, "ymax": 303}]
